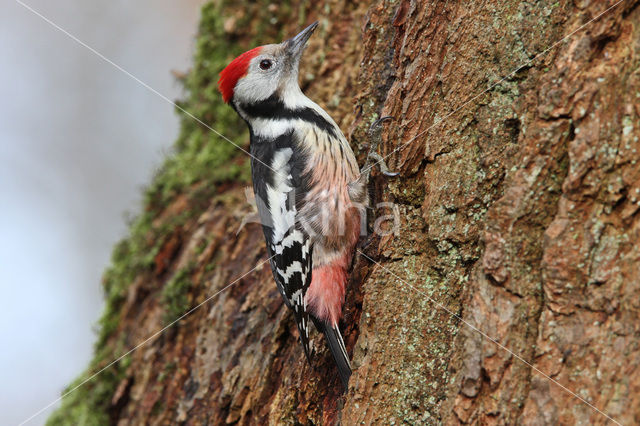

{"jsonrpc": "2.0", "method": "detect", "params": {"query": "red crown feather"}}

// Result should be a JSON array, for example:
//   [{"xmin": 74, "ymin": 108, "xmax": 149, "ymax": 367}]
[{"xmin": 217, "ymin": 46, "xmax": 263, "ymax": 103}]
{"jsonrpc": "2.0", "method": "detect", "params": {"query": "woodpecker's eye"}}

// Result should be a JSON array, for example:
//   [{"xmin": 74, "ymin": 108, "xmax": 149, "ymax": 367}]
[{"xmin": 259, "ymin": 59, "xmax": 273, "ymax": 70}]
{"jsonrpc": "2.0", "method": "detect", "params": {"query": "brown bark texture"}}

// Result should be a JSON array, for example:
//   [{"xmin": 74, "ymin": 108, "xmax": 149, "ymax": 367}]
[{"xmin": 50, "ymin": 0, "xmax": 640, "ymax": 425}]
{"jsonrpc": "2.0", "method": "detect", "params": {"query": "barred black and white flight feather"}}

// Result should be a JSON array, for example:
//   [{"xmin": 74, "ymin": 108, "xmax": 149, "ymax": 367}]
[{"xmin": 250, "ymin": 135, "xmax": 314, "ymax": 360}]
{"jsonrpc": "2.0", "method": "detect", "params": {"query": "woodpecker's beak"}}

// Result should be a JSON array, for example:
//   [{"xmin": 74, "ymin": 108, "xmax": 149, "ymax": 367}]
[{"xmin": 285, "ymin": 21, "xmax": 319, "ymax": 63}]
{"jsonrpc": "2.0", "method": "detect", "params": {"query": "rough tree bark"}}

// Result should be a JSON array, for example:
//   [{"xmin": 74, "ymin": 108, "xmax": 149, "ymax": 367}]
[{"xmin": 49, "ymin": 1, "xmax": 640, "ymax": 425}]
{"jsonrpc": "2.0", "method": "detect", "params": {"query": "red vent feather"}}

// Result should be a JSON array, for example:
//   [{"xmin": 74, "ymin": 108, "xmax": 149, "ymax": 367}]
[{"xmin": 217, "ymin": 46, "xmax": 263, "ymax": 103}]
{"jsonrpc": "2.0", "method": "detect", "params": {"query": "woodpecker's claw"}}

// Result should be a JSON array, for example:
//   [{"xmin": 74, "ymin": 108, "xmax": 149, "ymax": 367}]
[
  {"xmin": 369, "ymin": 115, "xmax": 394, "ymax": 133},
  {"xmin": 368, "ymin": 152, "xmax": 398, "ymax": 176},
  {"xmin": 362, "ymin": 116, "xmax": 398, "ymax": 179},
  {"xmin": 368, "ymin": 115, "xmax": 394, "ymax": 133}
]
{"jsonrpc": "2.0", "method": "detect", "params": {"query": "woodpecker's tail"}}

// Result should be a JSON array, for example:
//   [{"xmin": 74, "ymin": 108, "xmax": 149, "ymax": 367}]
[{"xmin": 314, "ymin": 319, "xmax": 352, "ymax": 388}]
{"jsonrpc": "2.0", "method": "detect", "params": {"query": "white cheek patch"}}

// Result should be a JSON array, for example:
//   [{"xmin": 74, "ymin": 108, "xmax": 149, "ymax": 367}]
[
  {"xmin": 233, "ymin": 58, "xmax": 279, "ymax": 104},
  {"xmin": 234, "ymin": 74, "xmax": 275, "ymax": 104}
]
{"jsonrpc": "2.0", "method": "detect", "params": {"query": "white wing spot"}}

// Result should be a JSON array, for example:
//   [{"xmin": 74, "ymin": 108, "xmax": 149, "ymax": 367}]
[{"xmin": 267, "ymin": 148, "xmax": 295, "ymax": 243}]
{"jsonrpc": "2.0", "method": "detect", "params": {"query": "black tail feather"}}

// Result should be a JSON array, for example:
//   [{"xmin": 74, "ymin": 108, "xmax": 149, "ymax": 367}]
[{"xmin": 314, "ymin": 319, "xmax": 352, "ymax": 388}]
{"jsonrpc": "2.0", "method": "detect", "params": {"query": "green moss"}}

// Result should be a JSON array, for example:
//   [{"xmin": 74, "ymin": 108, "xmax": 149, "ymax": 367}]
[
  {"xmin": 146, "ymin": 1, "xmax": 255, "ymax": 210},
  {"xmin": 95, "ymin": 213, "xmax": 154, "ymax": 349},
  {"xmin": 151, "ymin": 400, "xmax": 164, "ymax": 417},
  {"xmin": 162, "ymin": 265, "xmax": 195, "ymax": 324},
  {"xmin": 194, "ymin": 237, "xmax": 209, "ymax": 255},
  {"xmin": 46, "ymin": 355, "xmax": 131, "ymax": 426},
  {"xmin": 157, "ymin": 361, "xmax": 177, "ymax": 383}
]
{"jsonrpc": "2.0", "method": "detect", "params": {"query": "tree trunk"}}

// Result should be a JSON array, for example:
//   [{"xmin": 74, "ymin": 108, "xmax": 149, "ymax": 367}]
[{"xmin": 49, "ymin": 1, "xmax": 640, "ymax": 425}]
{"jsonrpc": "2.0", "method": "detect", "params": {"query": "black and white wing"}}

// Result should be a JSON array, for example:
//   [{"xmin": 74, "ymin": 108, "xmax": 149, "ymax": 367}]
[
  {"xmin": 271, "ymin": 228, "xmax": 313, "ymax": 360},
  {"xmin": 251, "ymin": 133, "xmax": 314, "ymax": 360}
]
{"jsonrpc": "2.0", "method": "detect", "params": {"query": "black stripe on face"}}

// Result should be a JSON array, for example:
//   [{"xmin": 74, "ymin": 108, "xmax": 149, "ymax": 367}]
[{"xmin": 240, "ymin": 94, "xmax": 338, "ymax": 139}]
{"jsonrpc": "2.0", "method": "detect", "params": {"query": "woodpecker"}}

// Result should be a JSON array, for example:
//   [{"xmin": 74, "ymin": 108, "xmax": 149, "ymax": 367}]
[{"xmin": 218, "ymin": 22, "xmax": 368, "ymax": 387}]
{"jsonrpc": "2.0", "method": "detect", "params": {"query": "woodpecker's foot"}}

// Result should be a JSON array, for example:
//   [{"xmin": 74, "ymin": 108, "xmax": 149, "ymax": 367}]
[
  {"xmin": 367, "ymin": 152, "xmax": 398, "ymax": 177},
  {"xmin": 363, "ymin": 116, "xmax": 398, "ymax": 178},
  {"xmin": 368, "ymin": 115, "xmax": 394, "ymax": 133}
]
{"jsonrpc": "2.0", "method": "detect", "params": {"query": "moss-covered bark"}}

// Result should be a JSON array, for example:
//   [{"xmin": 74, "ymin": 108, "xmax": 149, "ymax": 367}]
[{"xmin": 49, "ymin": 0, "xmax": 640, "ymax": 424}]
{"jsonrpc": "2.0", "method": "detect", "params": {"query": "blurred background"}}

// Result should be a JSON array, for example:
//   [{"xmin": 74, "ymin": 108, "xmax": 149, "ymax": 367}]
[{"xmin": 0, "ymin": 0, "xmax": 208, "ymax": 423}]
